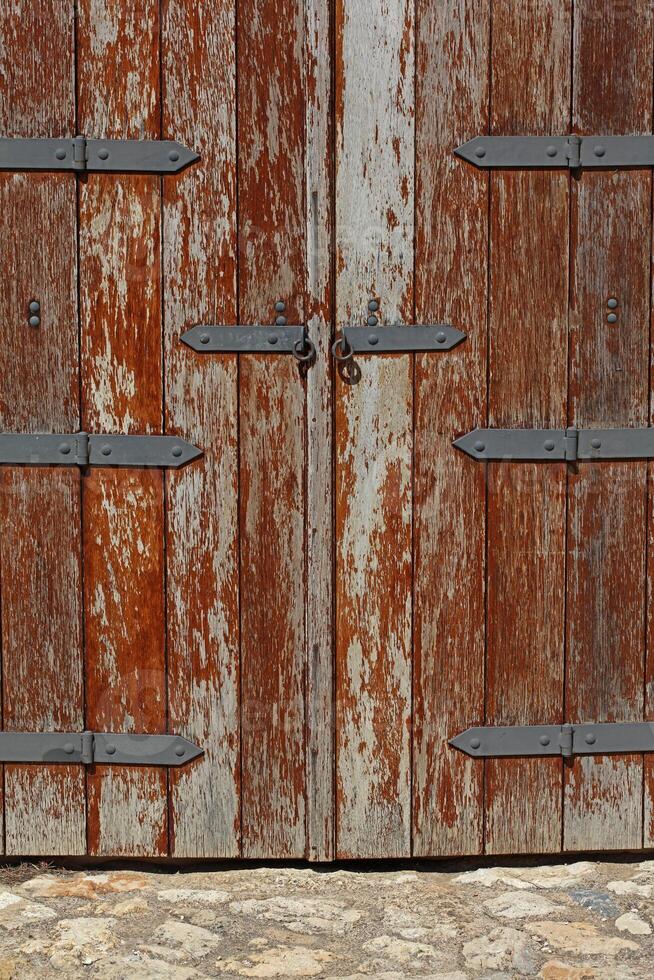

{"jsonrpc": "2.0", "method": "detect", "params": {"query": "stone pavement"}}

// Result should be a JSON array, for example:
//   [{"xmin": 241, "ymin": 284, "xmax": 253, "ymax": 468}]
[{"xmin": 0, "ymin": 858, "xmax": 652, "ymax": 978}]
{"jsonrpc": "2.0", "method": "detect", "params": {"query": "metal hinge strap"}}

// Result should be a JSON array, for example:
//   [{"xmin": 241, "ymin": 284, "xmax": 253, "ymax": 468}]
[
  {"xmin": 334, "ymin": 324, "xmax": 466, "ymax": 355},
  {"xmin": 0, "ymin": 433, "xmax": 202, "ymax": 469},
  {"xmin": 0, "ymin": 136, "xmax": 198, "ymax": 174},
  {"xmin": 182, "ymin": 324, "xmax": 311, "ymax": 356},
  {"xmin": 456, "ymin": 134, "xmax": 654, "ymax": 170},
  {"xmin": 0, "ymin": 731, "xmax": 203, "ymax": 766},
  {"xmin": 454, "ymin": 427, "xmax": 654, "ymax": 462},
  {"xmin": 451, "ymin": 722, "xmax": 654, "ymax": 758}
]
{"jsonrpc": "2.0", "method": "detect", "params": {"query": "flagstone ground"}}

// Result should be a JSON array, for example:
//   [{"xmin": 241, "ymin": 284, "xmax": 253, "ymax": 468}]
[{"xmin": 0, "ymin": 857, "xmax": 652, "ymax": 977}]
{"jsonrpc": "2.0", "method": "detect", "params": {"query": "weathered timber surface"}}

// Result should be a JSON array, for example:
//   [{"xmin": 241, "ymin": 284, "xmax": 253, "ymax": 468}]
[
  {"xmin": 0, "ymin": 0, "xmax": 84, "ymax": 856},
  {"xmin": 565, "ymin": 0, "xmax": 653, "ymax": 852}
]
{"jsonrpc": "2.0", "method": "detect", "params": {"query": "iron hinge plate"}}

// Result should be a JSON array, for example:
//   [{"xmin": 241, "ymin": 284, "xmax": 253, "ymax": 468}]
[
  {"xmin": 0, "ymin": 433, "xmax": 202, "ymax": 468},
  {"xmin": 454, "ymin": 427, "xmax": 654, "ymax": 462},
  {"xmin": 455, "ymin": 134, "xmax": 654, "ymax": 170},
  {"xmin": 0, "ymin": 731, "xmax": 203, "ymax": 766},
  {"xmin": 451, "ymin": 722, "xmax": 654, "ymax": 759},
  {"xmin": 341, "ymin": 325, "xmax": 466, "ymax": 353},
  {"xmin": 0, "ymin": 136, "xmax": 198, "ymax": 174},
  {"xmin": 182, "ymin": 324, "xmax": 307, "ymax": 354}
]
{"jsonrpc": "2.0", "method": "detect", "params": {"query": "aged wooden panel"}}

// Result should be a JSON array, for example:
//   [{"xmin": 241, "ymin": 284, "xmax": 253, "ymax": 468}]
[
  {"xmin": 162, "ymin": 0, "xmax": 240, "ymax": 858},
  {"xmin": 485, "ymin": 0, "xmax": 571, "ymax": 855},
  {"xmin": 237, "ymin": 0, "xmax": 307, "ymax": 858},
  {"xmin": 77, "ymin": 0, "xmax": 167, "ymax": 856},
  {"xmin": 413, "ymin": 0, "xmax": 489, "ymax": 857},
  {"xmin": 0, "ymin": 0, "xmax": 84, "ymax": 855},
  {"xmin": 565, "ymin": 0, "xmax": 652, "ymax": 851},
  {"xmin": 335, "ymin": 0, "xmax": 414, "ymax": 859},
  {"xmin": 304, "ymin": 0, "xmax": 335, "ymax": 861}
]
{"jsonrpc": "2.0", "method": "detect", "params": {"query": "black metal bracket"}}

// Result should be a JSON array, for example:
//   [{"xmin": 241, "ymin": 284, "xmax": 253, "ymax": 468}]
[
  {"xmin": 0, "ymin": 731, "xmax": 203, "ymax": 766},
  {"xmin": 0, "ymin": 432, "xmax": 202, "ymax": 468},
  {"xmin": 0, "ymin": 136, "xmax": 198, "ymax": 174},
  {"xmin": 181, "ymin": 324, "xmax": 316, "ymax": 363},
  {"xmin": 451, "ymin": 722, "xmax": 654, "ymax": 759},
  {"xmin": 454, "ymin": 427, "xmax": 654, "ymax": 462},
  {"xmin": 455, "ymin": 134, "xmax": 654, "ymax": 170},
  {"xmin": 334, "ymin": 325, "xmax": 466, "ymax": 355}
]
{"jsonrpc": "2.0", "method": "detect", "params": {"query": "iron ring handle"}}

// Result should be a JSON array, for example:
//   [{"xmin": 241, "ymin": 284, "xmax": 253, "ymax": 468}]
[
  {"xmin": 293, "ymin": 335, "xmax": 316, "ymax": 363},
  {"xmin": 332, "ymin": 335, "xmax": 353, "ymax": 363}
]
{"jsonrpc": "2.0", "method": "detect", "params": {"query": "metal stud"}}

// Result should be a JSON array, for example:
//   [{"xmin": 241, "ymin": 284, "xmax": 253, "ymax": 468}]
[
  {"xmin": 101, "ymin": 445, "xmax": 112, "ymax": 456},
  {"xmin": 544, "ymin": 439, "xmax": 555, "ymax": 451},
  {"xmin": 275, "ymin": 300, "xmax": 286, "ymax": 313},
  {"xmin": 607, "ymin": 297, "xmax": 618, "ymax": 309},
  {"xmin": 98, "ymin": 148, "xmax": 109, "ymax": 160},
  {"xmin": 470, "ymin": 738, "xmax": 481, "ymax": 749},
  {"xmin": 172, "ymin": 446, "xmax": 183, "ymax": 458},
  {"xmin": 367, "ymin": 315, "xmax": 378, "ymax": 326},
  {"xmin": 368, "ymin": 299, "xmax": 379, "ymax": 313},
  {"xmin": 607, "ymin": 312, "xmax": 618, "ymax": 324}
]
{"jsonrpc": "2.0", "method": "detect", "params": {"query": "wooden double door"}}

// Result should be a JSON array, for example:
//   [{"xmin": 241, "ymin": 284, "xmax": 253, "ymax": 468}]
[{"xmin": 1, "ymin": 0, "xmax": 653, "ymax": 859}]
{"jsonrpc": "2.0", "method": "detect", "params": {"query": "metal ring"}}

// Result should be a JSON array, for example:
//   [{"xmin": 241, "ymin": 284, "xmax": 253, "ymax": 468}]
[
  {"xmin": 332, "ymin": 335, "xmax": 353, "ymax": 363},
  {"xmin": 293, "ymin": 336, "xmax": 316, "ymax": 363}
]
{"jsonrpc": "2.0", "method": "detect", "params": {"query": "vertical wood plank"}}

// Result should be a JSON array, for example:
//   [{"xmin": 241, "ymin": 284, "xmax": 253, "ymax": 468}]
[
  {"xmin": 162, "ymin": 0, "xmax": 240, "ymax": 858},
  {"xmin": 485, "ymin": 0, "xmax": 571, "ymax": 855},
  {"xmin": 305, "ymin": 0, "xmax": 335, "ymax": 862},
  {"xmin": 335, "ymin": 0, "xmax": 414, "ymax": 859},
  {"xmin": 413, "ymin": 0, "xmax": 489, "ymax": 857},
  {"xmin": 0, "ymin": 0, "xmax": 85, "ymax": 856},
  {"xmin": 78, "ymin": 0, "xmax": 168, "ymax": 856},
  {"xmin": 237, "ymin": 0, "xmax": 307, "ymax": 858},
  {"xmin": 566, "ymin": 0, "xmax": 652, "ymax": 851}
]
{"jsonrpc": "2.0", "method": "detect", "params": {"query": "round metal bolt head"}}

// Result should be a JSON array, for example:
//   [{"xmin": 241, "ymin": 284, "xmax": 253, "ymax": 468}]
[
  {"xmin": 105, "ymin": 743, "xmax": 116, "ymax": 755},
  {"xmin": 607, "ymin": 312, "xmax": 618, "ymax": 324},
  {"xmin": 199, "ymin": 333, "xmax": 210, "ymax": 344},
  {"xmin": 539, "ymin": 735, "xmax": 551, "ymax": 746},
  {"xmin": 267, "ymin": 333, "xmax": 279, "ymax": 345},
  {"xmin": 29, "ymin": 300, "xmax": 40, "ymax": 314},
  {"xmin": 368, "ymin": 299, "xmax": 379, "ymax": 313},
  {"xmin": 367, "ymin": 334, "xmax": 379, "ymax": 346},
  {"xmin": 585, "ymin": 733, "xmax": 596, "ymax": 744},
  {"xmin": 55, "ymin": 148, "xmax": 66, "ymax": 160},
  {"xmin": 59, "ymin": 443, "xmax": 72, "ymax": 455},
  {"xmin": 98, "ymin": 148, "xmax": 109, "ymax": 160},
  {"xmin": 474, "ymin": 146, "xmax": 486, "ymax": 158},
  {"xmin": 591, "ymin": 438, "xmax": 602, "ymax": 449},
  {"xmin": 367, "ymin": 315, "xmax": 378, "ymax": 327},
  {"xmin": 436, "ymin": 331, "xmax": 447, "ymax": 343},
  {"xmin": 64, "ymin": 742, "xmax": 75, "ymax": 754},
  {"xmin": 28, "ymin": 315, "xmax": 40, "ymax": 327},
  {"xmin": 276, "ymin": 316, "xmax": 287, "ymax": 326},
  {"xmin": 169, "ymin": 150, "xmax": 180, "ymax": 162},
  {"xmin": 544, "ymin": 439, "xmax": 555, "ymax": 451},
  {"xmin": 594, "ymin": 145, "xmax": 606, "ymax": 157},
  {"xmin": 275, "ymin": 300, "xmax": 286, "ymax": 313},
  {"xmin": 175, "ymin": 745, "xmax": 186, "ymax": 757},
  {"xmin": 470, "ymin": 737, "xmax": 481, "ymax": 749},
  {"xmin": 101, "ymin": 444, "xmax": 112, "ymax": 456},
  {"xmin": 474, "ymin": 442, "xmax": 485, "ymax": 453},
  {"xmin": 607, "ymin": 297, "xmax": 618, "ymax": 309},
  {"xmin": 546, "ymin": 145, "xmax": 558, "ymax": 157},
  {"xmin": 172, "ymin": 446, "xmax": 183, "ymax": 458}
]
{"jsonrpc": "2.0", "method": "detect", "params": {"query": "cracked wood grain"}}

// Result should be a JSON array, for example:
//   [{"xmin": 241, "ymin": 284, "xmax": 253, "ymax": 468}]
[
  {"xmin": 162, "ymin": 0, "xmax": 240, "ymax": 858},
  {"xmin": 78, "ymin": 0, "xmax": 167, "ymax": 856},
  {"xmin": 0, "ymin": 0, "xmax": 84, "ymax": 856},
  {"xmin": 485, "ymin": 0, "xmax": 571, "ymax": 855},
  {"xmin": 565, "ymin": 0, "xmax": 652, "ymax": 852},
  {"xmin": 413, "ymin": 0, "xmax": 489, "ymax": 858},
  {"xmin": 335, "ymin": 0, "xmax": 414, "ymax": 859}
]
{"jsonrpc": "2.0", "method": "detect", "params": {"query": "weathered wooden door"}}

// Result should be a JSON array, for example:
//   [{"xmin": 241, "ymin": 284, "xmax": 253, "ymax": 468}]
[{"xmin": 2, "ymin": 0, "xmax": 654, "ymax": 861}]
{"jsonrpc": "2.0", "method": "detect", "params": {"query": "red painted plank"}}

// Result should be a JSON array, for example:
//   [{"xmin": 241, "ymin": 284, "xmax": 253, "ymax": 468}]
[
  {"xmin": 237, "ymin": 0, "xmax": 307, "ymax": 858},
  {"xmin": 162, "ymin": 0, "xmax": 241, "ymax": 857},
  {"xmin": 413, "ymin": 0, "xmax": 489, "ymax": 857},
  {"xmin": 0, "ymin": 0, "xmax": 84, "ymax": 856},
  {"xmin": 485, "ymin": 0, "xmax": 571, "ymax": 855},
  {"xmin": 77, "ymin": 0, "xmax": 167, "ymax": 856}
]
